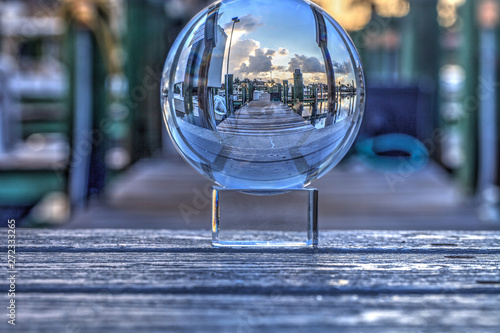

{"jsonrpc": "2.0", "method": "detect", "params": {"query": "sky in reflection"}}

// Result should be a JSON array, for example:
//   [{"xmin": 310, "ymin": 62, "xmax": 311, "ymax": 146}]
[{"xmin": 216, "ymin": 0, "xmax": 355, "ymax": 85}]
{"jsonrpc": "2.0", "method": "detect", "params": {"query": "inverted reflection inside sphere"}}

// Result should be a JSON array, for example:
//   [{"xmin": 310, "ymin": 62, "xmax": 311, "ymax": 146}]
[{"xmin": 161, "ymin": 0, "xmax": 365, "ymax": 189}]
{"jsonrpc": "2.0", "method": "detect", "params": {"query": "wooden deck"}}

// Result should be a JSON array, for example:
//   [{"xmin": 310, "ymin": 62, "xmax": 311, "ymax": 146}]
[
  {"xmin": 217, "ymin": 93, "xmax": 314, "ymax": 135},
  {"xmin": 65, "ymin": 93, "xmax": 498, "ymax": 231},
  {"xmin": 66, "ymin": 157, "xmax": 499, "ymax": 230},
  {"xmin": 2, "ymin": 229, "xmax": 499, "ymax": 332}
]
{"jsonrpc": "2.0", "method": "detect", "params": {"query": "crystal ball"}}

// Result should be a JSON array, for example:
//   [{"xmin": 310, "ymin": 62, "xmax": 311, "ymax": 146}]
[{"xmin": 161, "ymin": 0, "xmax": 365, "ymax": 189}]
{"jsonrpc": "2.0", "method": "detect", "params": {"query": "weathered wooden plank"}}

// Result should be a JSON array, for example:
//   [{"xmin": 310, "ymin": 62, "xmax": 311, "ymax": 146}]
[
  {"xmin": 3, "ymin": 294, "xmax": 500, "ymax": 333},
  {"xmin": 3, "ymin": 251, "xmax": 499, "ymax": 294},
  {"xmin": 4, "ymin": 229, "xmax": 499, "ymax": 251},
  {"xmin": 0, "ymin": 230, "xmax": 498, "ymax": 294},
  {"xmin": 217, "ymin": 100, "xmax": 314, "ymax": 136},
  {"xmin": 1, "ymin": 230, "xmax": 499, "ymax": 332}
]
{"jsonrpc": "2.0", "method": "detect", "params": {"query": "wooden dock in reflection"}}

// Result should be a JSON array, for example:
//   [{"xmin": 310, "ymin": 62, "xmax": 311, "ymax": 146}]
[{"xmin": 217, "ymin": 93, "xmax": 314, "ymax": 135}]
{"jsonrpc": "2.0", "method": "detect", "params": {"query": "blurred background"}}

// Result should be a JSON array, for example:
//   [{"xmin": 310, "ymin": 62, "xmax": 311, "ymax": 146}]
[{"xmin": 1, "ymin": 0, "xmax": 499, "ymax": 230}]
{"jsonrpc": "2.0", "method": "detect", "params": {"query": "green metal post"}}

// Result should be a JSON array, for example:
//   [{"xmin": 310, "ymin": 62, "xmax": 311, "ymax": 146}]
[
  {"xmin": 293, "ymin": 69, "xmax": 304, "ymax": 102},
  {"xmin": 456, "ymin": 1, "xmax": 479, "ymax": 192},
  {"xmin": 249, "ymin": 83, "xmax": 254, "ymax": 101},
  {"xmin": 126, "ymin": 0, "xmax": 167, "ymax": 160},
  {"xmin": 225, "ymin": 74, "xmax": 234, "ymax": 113},
  {"xmin": 283, "ymin": 80, "xmax": 288, "ymax": 104}
]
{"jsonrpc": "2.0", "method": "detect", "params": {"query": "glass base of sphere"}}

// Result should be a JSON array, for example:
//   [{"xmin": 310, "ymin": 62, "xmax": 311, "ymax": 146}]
[{"xmin": 212, "ymin": 187, "xmax": 318, "ymax": 248}]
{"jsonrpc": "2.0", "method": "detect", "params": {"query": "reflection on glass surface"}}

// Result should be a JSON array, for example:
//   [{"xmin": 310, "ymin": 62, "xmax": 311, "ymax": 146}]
[{"xmin": 161, "ymin": 0, "xmax": 365, "ymax": 189}]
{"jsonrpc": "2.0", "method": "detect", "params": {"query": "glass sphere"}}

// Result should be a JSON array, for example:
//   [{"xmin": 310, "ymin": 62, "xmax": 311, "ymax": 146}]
[{"xmin": 161, "ymin": 0, "xmax": 365, "ymax": 189}]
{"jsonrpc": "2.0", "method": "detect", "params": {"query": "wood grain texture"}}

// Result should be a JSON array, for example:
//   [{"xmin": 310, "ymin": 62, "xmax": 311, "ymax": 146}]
[
  {"xmin": 65, "ymin": 158, "xmax": 494, "ymax": 231},
  {"xmin": 1, "ymin": 229, "xmax": 499, "ymax": 332}
]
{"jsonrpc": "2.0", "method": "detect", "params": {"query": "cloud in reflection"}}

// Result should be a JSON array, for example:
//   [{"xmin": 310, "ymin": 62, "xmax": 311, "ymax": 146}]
[
  {"xmin": 334, "ymin": 61, "xmax": 352, "ymax": 75},
  {"xmin": 287, "ymin": 54, "xmax": 325, "ymax": 73},
  {"xmin": 265, "ymin": 49, "xmax": 276, "ymax": 56},
  {"xmin": 230, "ymin": 39, "xmax": 261, "ymax": 67},
  {"xmin": 239, "ymin": 48, "xmax": 275, "ymax": 73},
  {"xmin": 278, "ymin": 48, "xmax": 289, "ymax": 56},
  {"xmin": 222, "ymin": 14, "xmax": 263, "ymax": 34}
]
